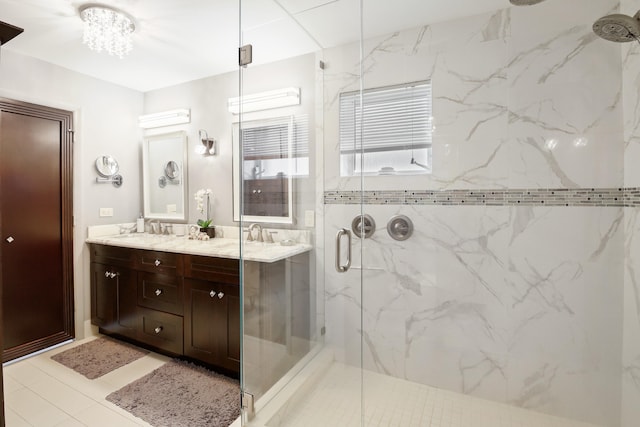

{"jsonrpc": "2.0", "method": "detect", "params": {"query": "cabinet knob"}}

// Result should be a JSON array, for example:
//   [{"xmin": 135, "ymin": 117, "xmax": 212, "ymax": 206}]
[
  {"xmin": 218, "ymin": 292, "xmax": 224, "ymax": 299},
  {"xmin": 209, "ymin": 290, "xmax": 216, "ymax": 298},
  {"xmin": 252, "ymin": 189, "xmax": 257, "ymax": 194},
  {"xmin": 257, "ymin": 189, "xmax": 262, "ymax": 194},
  {"xmin": 154, "ymin": 326, "xmax": 163, "ymax": 334},
  {"xmin": 155, "ymin": 289, "xmax": 163, "ymax": 296},
  {"xmin": 154, "ymin": 259, "xmax": 162, "ymax": 267},
  {"xmin": 105, "ymin": 271, "xmax": 110, "ymax": 278}
]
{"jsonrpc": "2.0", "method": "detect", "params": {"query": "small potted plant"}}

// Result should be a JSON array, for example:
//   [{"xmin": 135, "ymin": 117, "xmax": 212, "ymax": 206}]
[{"xmin": 195, "ymin": 188, "xmax": 215, "ymax": 238}]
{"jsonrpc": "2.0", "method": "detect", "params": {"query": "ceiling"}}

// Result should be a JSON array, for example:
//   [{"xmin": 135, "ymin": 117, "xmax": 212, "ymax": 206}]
[{"xmin": 0, "ymin": 0, "xmax": 508, "ymax": 92}]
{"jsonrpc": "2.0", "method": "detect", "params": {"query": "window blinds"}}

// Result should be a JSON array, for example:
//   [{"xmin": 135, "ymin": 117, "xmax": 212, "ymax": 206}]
[
  {"xmin": 241, "ymin": 116, "xmax": 309, "ymax": 160},
  {"xmin": 339, "ymin": 81, "xmax": 432, "ymax": 155}
]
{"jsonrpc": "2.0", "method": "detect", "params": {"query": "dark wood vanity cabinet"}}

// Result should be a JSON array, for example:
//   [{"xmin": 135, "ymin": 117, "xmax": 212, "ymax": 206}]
[
  {"xmin": 244, "ymin": 177, "xmax": 288, "ymax": 217},
  {"xmin": 90, "ymin": 262, "xmax": 137, "ymax": 339},
  {"xmin": 183, "ymin": 255, "xmax": 240, "ymax": 373},
  {"xmin": 184, "ymin": 279, "xmax": 240, "ymax": 373},
  {"xmin": 89, "ymin": 245, "xmax": 137, "ymax": 340},
  {"xmin": 89, "ymin": 244, "xmax": 240, "ymax": 374}
]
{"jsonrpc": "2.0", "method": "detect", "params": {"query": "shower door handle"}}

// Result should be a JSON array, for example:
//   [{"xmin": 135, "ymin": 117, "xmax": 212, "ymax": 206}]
[{"xmin": 335, "ymin": 228, "xmax": 352, "ymax": 273}]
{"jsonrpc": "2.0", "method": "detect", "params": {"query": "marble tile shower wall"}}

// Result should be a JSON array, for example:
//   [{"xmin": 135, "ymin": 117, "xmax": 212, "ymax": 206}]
[{"xmin": 322, "ymin": 1, "xmax": 633, "ymax": 426}]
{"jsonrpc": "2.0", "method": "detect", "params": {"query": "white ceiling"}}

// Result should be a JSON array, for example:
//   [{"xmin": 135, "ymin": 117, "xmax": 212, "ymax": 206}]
[{"xmin": 0, "ymin": 0, "xmax": 509, "ymax": 92}]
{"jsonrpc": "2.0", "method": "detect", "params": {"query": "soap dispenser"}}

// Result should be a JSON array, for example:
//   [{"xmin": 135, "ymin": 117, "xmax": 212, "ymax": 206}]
[{"xmin": 136, "ymin": 213, "xmax": 145, "ymax": 233}]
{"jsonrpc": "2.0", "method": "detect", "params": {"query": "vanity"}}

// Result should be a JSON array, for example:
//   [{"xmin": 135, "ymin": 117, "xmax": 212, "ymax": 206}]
[
  {"xmin": 87, "ymin": 124, "xmax": 311, "ymax": 381},
  {"xmin": 87, "ymin": 231, "xmax": 312, "ymax": 377}
]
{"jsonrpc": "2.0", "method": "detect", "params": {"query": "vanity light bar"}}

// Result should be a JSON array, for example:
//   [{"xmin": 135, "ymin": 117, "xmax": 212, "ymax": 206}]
[
  {"xmin": 228, "ymin": 87, "xmax": 300, "ymax": 115},
  {"xmin": 138, "ymin": 108, "xmax": 191, "ymax": 129}
]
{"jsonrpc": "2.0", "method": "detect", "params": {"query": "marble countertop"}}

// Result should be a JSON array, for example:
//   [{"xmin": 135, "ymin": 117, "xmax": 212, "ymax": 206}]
[{"xmin": 85, "ymin": 233, "xmax": 312, "ymax": 263}]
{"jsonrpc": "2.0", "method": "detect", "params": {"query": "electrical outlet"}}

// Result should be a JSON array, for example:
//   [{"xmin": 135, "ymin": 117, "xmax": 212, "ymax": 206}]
[
  {"xmin": 99, "ymin": 207, "xmax": 113, "ymax": 217},
  {"xmin": 304, "ymin": 210, "xmax": 315, "ymax": 227}
]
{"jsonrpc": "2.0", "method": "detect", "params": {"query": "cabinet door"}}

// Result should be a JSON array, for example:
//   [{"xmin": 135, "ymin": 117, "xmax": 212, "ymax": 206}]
[
  {"xmin": 243, "ymin": 178, "xmax": 288, "ymax": 217},
  {"xmin": 184, "ymin": 278, "xmax": 240, "ymax": 373},
  {"xmin": 90, "ymin": 262, "xmax": 116, "ymax": 328},
  {"xmin": 90, "ymin": 262, "xmax": 137, "ymax": 339}
]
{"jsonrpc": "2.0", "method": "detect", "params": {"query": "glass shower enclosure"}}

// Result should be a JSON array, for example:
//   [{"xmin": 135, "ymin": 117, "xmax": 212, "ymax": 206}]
[{"xmin": 237, "ymin": 1, "xmax": 639, "ymax": 426}]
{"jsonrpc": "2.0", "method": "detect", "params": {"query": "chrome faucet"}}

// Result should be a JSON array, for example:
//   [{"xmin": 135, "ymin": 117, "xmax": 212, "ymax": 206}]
[
  {"xmin": 147, "ymin": 219, "xmax": 160, "ymax": 234},
  {"xmin": 248, "ymin": 223, "xmax": 263, "ymax": 242}
]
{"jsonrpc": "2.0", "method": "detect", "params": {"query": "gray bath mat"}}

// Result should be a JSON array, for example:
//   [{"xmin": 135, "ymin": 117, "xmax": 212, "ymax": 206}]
[
  {"xmin": 51, "ymin": 336, "xmax": 149, "ymax": 379},
  {"xmin": 106, "ymin": 359, "xmax": 240, "ymax": 427}
]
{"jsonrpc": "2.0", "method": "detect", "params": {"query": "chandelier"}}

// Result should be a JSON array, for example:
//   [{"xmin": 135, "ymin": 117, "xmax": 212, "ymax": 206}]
[{"xmin": 79, "ymin": 5, "xmax": 135, "ymax": 58}]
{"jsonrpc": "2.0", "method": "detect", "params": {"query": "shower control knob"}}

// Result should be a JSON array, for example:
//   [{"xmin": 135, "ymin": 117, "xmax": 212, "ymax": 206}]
[{"xmin": 387, "ymin": 215, "xmax": 414, "ymax": 241}]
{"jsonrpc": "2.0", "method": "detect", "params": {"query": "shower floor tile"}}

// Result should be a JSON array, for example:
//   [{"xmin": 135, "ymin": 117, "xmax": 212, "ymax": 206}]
[{"xmin": 268, "ymin": 363, "xmax": 600, "ymax": 427}]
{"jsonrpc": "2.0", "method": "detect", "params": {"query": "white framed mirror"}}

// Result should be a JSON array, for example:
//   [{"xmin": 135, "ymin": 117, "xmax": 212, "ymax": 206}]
[
  {"xmin": 232, "ymin": 117, "xmax": 295, "ymax": 224},
  {"xmin": 142, "ymin": 131, "xmax": 188, "ymax": 221}
]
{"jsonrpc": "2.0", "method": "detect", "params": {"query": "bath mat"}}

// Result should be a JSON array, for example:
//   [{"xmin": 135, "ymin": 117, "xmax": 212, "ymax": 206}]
[
  {"xmin": 106, "ymin": 359, "xmax": 240, "ymax": 427},
  {"xmin": 51, "ymin": 336, "xmax": 149, "ymax": 379}
]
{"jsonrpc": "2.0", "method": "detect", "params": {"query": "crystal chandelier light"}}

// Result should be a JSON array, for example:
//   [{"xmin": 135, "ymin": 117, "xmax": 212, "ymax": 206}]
[{"xmin": 79, "ymin": 5, "xmax": 135, "ymax": 58}]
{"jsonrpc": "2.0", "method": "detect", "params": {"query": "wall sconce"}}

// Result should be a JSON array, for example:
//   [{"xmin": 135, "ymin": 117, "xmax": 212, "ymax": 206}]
[
  {"xmin": 227, "ymin": 87, "xmax": 300, "ymax": 114},
  {"xmin": 138, "ymin": 109, "xmax": 191, "ymax": 129},
  {"xmin": 196, "ymin": 129, "xmax": 216, "ymax": 156}
]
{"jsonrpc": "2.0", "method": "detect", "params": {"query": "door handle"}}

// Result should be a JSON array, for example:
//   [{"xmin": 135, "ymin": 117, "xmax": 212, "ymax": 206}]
[{"xmin": 335, "ymin": 228, "xmax": 352, "ymax": 273}]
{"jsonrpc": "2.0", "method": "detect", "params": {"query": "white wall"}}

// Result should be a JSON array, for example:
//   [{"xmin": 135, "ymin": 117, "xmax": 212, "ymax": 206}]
[{"xmin": 0, "ymin": 49, "xmax": 144, "ymax": 340}]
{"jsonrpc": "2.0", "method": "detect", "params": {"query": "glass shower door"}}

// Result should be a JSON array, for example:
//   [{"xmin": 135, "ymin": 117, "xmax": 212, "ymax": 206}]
[{"xmin": 237, "ymin": 0, "xmax": 336, "ymax": 424}]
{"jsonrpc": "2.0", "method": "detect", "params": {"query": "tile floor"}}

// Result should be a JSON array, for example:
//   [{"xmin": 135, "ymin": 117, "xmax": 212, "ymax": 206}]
[
  {"xmin": 2, "ymin": 337, "xmax": 605, "ymax": 427},
  {"xmin": 2, "ymin": 336, "xmax": 169, "ymax": 427},
  {"xmin": 266, "ymin": 363, "xmax": 603, "ymax": 427}
]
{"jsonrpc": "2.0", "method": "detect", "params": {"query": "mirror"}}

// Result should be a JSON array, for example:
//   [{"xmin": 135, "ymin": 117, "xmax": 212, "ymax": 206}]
[
  {"xmin": 142, "ymin": 131, "xmax": 188, "ymax": 221},
  {"xmin": 232, "ymin": 118, "xmax": 294, "ymax": 224},
  {"xmin": 95, "ymin": 155, "xmax": 123, "ymax": 187},
  {"xmin": 95, "ymin": 155, "xmax": 119, "ymax": 177},
  {"xmin": 164, "ymin": 161, "xmax": 180, "ymax": 180}
]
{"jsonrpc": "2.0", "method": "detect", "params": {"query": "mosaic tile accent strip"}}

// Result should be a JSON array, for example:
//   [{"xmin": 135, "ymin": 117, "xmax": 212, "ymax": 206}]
[{"xmin": 324, "ymin": 188, "xmax": 640, "ymax": 207}]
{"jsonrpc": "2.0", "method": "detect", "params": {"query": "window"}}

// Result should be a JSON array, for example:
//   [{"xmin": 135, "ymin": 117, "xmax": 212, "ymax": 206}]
[
  {"xmin": 339, "ymin": 81, "xmax": 432, "ymax": 176},
  {"xmin": 240, "ymin": 115, "xmax": 309, "ymax": 179}
]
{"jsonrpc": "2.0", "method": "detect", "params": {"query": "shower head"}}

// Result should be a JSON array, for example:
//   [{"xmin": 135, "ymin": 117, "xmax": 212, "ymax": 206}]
[
  {"xmin": 509, "ymin": 0, "xmax": 547, "ymax": 5},
  {"xmin": 593, "ymin": 11, "xmax": 640, "ymax": 43}
]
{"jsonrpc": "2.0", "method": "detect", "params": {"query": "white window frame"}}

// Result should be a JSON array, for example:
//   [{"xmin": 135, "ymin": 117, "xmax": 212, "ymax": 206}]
[{"xmin": 339, "ymin": 80, "xmax": 433, "ymax": 176}]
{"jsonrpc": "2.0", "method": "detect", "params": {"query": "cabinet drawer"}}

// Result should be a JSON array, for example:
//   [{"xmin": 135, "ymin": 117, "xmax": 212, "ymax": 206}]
[
  {"xmin": 136, "ymin": 250, "xmax": 183, "ymax": 276},
  {"xmin": 90, "ymin": 244, "xmax": 134, "ymax": 267},
  {"xmin": 138, "ymin": 309, "xmax": 183, "ymax": 355},
  {"xmin": 137, "ymin": 272, "xmax": 183, "ymax": 315},
  {"xmin": 183, "ymin": 255, "xmax": 239, "ymax": 284}
]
